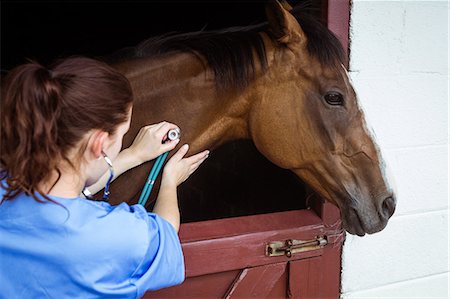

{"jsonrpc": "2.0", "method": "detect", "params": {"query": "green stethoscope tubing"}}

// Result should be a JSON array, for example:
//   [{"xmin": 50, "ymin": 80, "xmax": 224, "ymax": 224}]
[
  {"xmin": 138, "ymin": 128, "xmax": 180, "ymax": 207},
  {"xmin": 138, "ymin": 151, "xmax": 169, "ymax": 207}
]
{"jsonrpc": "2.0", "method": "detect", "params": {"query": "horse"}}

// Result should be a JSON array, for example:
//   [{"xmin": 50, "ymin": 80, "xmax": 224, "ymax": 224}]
[{"xmin": 103, "ymin": 1, "xmax": 396, "ymax": 236}]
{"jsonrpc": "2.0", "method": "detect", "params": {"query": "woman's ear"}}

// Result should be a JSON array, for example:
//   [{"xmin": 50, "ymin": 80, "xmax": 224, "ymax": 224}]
[{"xmin": 88, "ymin": 130, "xmax": 109, "ymax": 159}]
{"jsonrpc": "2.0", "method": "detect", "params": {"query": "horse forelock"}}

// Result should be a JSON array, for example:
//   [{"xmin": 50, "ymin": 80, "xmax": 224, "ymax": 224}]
[{"xmin": 104, "ymin": 4, "xmax": 345, "ymax": 93}]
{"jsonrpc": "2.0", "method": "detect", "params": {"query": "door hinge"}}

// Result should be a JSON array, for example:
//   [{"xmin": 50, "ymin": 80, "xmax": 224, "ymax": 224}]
[{"xmin": 266, "ymin": 236, "xmax": 328, "ymax": 258}]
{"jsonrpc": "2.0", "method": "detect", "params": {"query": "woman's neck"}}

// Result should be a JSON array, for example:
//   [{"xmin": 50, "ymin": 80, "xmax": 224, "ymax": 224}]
[{"xmin": 39, "ymin": 166, "xmax": 85, "ymax": 199}]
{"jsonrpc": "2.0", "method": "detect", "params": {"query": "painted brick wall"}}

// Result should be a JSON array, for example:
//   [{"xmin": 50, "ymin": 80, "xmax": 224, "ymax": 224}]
[{"xmin": 341, "ymin": 1, "xmax": 449, "ymax": 298}]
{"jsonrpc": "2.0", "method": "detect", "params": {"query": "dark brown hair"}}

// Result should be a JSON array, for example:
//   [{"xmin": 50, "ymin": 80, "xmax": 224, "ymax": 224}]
[{"xmin": 1, "ymin": 56, "xmax": 133, "ymax": 203}]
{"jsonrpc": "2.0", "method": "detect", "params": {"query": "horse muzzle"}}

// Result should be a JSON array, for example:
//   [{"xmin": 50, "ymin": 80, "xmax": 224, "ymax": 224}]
[{"xmin": 342, "ymin": 195, "xmax": 396, "ymax": 236}]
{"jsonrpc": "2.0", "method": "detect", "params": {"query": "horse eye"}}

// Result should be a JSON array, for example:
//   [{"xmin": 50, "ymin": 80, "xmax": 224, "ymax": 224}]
[{"xmin": 324, "ymin": 92, "xmax": 344, "ymax": 106}]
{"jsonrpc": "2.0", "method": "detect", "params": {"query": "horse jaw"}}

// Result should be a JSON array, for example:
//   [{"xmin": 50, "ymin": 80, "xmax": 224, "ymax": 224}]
[{"xmin": 291, "ymin": 145, "xmax": 396, "ymax": 237}]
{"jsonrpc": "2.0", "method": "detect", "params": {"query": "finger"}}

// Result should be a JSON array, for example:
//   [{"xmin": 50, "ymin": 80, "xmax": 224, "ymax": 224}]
[
  {"xmin": 161, "ymin": 139, "xmax": 180, "ymax": 151},
  {"xmin": 156, "ymin": 122, "xmax": 180, "ymax": 138},
  {"xmin": 171, "ymin": 144, "xmax": 189, "ymax": 161},
  {"xmin": 184, "ymin": 150, "xmax": 210, "ymax": 164},
  {"xmin": 144, "ymin": 123, "xmax": 158, "ymax": 130},
  {"xmin": 149, "ymin": 121, "xmax": 168, "ymax": 134},
  {"xmin": 191, "ymin": 153, "xmax": 209, "ymax": 167},
  {"xmin": 144, "ymin": 122, "xmax": 163, "ymax": 131},
  {"xmin": 137, "ymin": 124, "xmax": 159, "ymax": 140},
  {"xmin": 189, "ymin": 156, "xmax": 208, "ymax": 172},
  {"xmin": 188, "ymin": 157, "xmax": 208, "ymax": 176},
  {"xmin": 136, "ymin": 126, "xmax": 148, "ymax": 136}
]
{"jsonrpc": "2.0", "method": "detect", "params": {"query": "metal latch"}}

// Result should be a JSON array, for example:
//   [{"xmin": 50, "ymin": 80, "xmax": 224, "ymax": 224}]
[{"xmin": 266, "ymin": 236, "xmax": 328, "ymax": 258}]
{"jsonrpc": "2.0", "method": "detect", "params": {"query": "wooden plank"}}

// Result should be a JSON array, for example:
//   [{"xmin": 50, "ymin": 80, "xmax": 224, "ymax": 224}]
[
  {"xmin": 319, "ymin": 243, "xmax": 343, "ymax": 298},
  {"xmin": 287, "ymin": 238, "xmax": 344, "ymax": 299},
  {"xmin": 310, "ymin": 197, "xmax": 342, "ymax": 233},
  {"xmin": 147, "ymin": 270, "xmax": 240, "ymax": 299},
  {"xmin": 181, "ymin": 206, "xmax": 344, "ymax": 277},
  {"xmin": 327, "ymin": 0, "xmax": 351, "ymax": 67},
  {"xmin": 182, "ymin": 223, "xmax": 327, "ymax": 277},
  {"xmin": 267, "ymin": 266, "xmax": 289, "ymax": 298},
  {"xmin": 225, "ymin": 262, "xmax": 287, "ymax": 298},
  {"xmin": 320, "ymin": 201, "xmax": 342, "ymax": 228},
  {"xmin": 179, "ymin": 209, "xmax": 323, "ymax": 242},
  {"xmin": 288, "ymin": 258, "xmax": 322, "ymax": 299}
]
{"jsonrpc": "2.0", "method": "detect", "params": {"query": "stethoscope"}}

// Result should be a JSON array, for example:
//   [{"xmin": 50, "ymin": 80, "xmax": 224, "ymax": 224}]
[
  {"xmin": 82, "ymin": 128, "xmax": 181, "ymax": 205},
  {"xmin": 81, "ymin": 151, "xmax": 114, "ymax": 201},
  {"xmin": 138, "ymin": 128, "xmax": 180, "ymax": 206}
]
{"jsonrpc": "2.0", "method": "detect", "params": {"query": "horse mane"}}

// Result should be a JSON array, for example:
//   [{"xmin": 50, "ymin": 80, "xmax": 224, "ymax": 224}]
[{"xmin": 104, "ymin": 5, "xmax": 345, "ymax": 92}]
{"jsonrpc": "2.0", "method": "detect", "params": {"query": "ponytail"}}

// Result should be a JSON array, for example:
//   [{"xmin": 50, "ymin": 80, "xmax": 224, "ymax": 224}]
[
  {"xmin": 1, "ymin": 57, "xmax": 133, "ymax": 203},
  {"xmin": 1, "ymin": 61, "xmax": 63, "ymax": 202}
]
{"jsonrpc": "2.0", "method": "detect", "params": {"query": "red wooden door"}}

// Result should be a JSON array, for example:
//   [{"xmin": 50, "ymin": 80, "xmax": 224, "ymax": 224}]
[{"xmin": 144, "ymin": 198, "xmax": 344, "ymax": 298}]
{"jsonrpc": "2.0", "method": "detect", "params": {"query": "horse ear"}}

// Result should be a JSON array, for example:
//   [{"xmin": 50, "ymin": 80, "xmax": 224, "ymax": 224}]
[{"xmin": 265, "ymin": 0, "xmax": 305, "ymax": 45}]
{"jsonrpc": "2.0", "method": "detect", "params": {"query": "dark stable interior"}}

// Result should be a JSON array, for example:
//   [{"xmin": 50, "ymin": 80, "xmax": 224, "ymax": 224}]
[
  {"xmin": 2, "ymin": 1, "xmax": 326, "ymax": 222},
  {"xmin": 177, "ymin": 140, "xmax": 309, "ymax": 223}
]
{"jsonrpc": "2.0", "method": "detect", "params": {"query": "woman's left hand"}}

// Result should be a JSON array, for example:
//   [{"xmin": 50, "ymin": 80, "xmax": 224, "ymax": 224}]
[{"xmin": 128, "ymin": 121, "xmax": 180, "ymax": 163}]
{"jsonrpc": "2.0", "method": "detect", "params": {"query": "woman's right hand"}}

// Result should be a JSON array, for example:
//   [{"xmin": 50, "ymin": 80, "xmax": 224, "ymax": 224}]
[
  {"xmin": 162, "ymin": 144, "xmax": 209, "ymax": 187},
  {"xmin": 128, "ymin": 121, "xmax": 180, "ymax": 164}
]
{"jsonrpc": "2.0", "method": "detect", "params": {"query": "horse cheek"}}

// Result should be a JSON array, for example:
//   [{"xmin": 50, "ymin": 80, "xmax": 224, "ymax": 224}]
[{"xmin": 248, "ymin": 101, "xmax": 293, "ymax": 169}]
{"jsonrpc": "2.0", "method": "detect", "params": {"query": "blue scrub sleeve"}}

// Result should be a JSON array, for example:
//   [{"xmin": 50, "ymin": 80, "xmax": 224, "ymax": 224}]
[{"xmin": 130, "ymin": 205, "xmax": 185, "ymax": 298}]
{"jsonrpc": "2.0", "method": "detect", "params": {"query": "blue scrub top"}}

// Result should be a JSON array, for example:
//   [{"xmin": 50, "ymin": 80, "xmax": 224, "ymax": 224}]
[{"xmin": 0, "ymin": 181, "xmax": 185, "ymax": 299}]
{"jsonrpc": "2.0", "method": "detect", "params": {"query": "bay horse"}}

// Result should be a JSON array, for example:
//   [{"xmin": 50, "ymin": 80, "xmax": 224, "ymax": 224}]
[{"xmin": 104, "ymin": 1, "xmax": 396, "ymax": 236}]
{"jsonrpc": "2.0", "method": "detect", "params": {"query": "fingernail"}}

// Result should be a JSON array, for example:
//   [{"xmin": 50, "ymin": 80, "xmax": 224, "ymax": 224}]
[{"xmin": 183, "ymin": 144, "xmax": 189, "ymax": 149}]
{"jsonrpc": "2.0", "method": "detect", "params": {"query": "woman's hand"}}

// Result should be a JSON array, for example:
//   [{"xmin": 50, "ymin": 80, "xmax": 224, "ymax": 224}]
[
  {"xmin": 154, "ymin": 144, "xmax": 208, "ymax": 232},
  {"xmin": 128, "ymin": 121, "xmax": 180, "ymax": 163},
  {"xmin": 162, "ymin": 144, "xmax": 209, "ymax": 187}
]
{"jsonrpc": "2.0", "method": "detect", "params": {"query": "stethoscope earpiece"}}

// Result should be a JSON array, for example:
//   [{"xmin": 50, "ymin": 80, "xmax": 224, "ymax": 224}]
[{"xmin": 82, "ymin": 150, "xmax": 114, "ymax": 201}]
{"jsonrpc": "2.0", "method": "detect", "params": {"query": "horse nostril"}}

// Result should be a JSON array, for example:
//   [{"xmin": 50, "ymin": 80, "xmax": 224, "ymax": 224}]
[{"xmin": 381, "ymin": 196, "xmax": 396, "ymax": 219}]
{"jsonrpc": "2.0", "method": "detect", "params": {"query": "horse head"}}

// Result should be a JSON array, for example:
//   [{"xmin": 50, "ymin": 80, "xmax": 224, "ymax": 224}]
[
  {"xmin": 106, "ymin": 1, "xmax": 395, "ymax": 236},
  {"xmin": 249, "ymin": 1, "xmax": 396, "ymax": 236}
]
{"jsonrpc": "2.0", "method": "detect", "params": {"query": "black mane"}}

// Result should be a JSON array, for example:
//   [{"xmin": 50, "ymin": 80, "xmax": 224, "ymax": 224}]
[{"xmin": 105, "ymin": 6, "xmax": 345, "ymax": 92}]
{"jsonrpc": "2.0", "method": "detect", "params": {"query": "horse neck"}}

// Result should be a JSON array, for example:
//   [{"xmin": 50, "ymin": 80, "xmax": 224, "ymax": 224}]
[
  {"xmin": 180, "ymin": 32, "xmax": 280, "ymax": 153},
  {"xmin": 118, "ymin": 53, "xmax": 253, "ymax": 154}
]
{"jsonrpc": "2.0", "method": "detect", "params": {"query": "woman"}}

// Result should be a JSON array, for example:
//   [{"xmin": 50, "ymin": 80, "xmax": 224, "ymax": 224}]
[{"xmin": 0, "ymin": 56, "xmax": 209, "ymax": 298}]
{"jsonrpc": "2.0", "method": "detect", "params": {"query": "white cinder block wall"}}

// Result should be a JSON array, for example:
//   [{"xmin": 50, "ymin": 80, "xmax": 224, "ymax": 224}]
[{"xmin": 341, "ymin": 1, "xmax": 449, "ymax": 298}]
